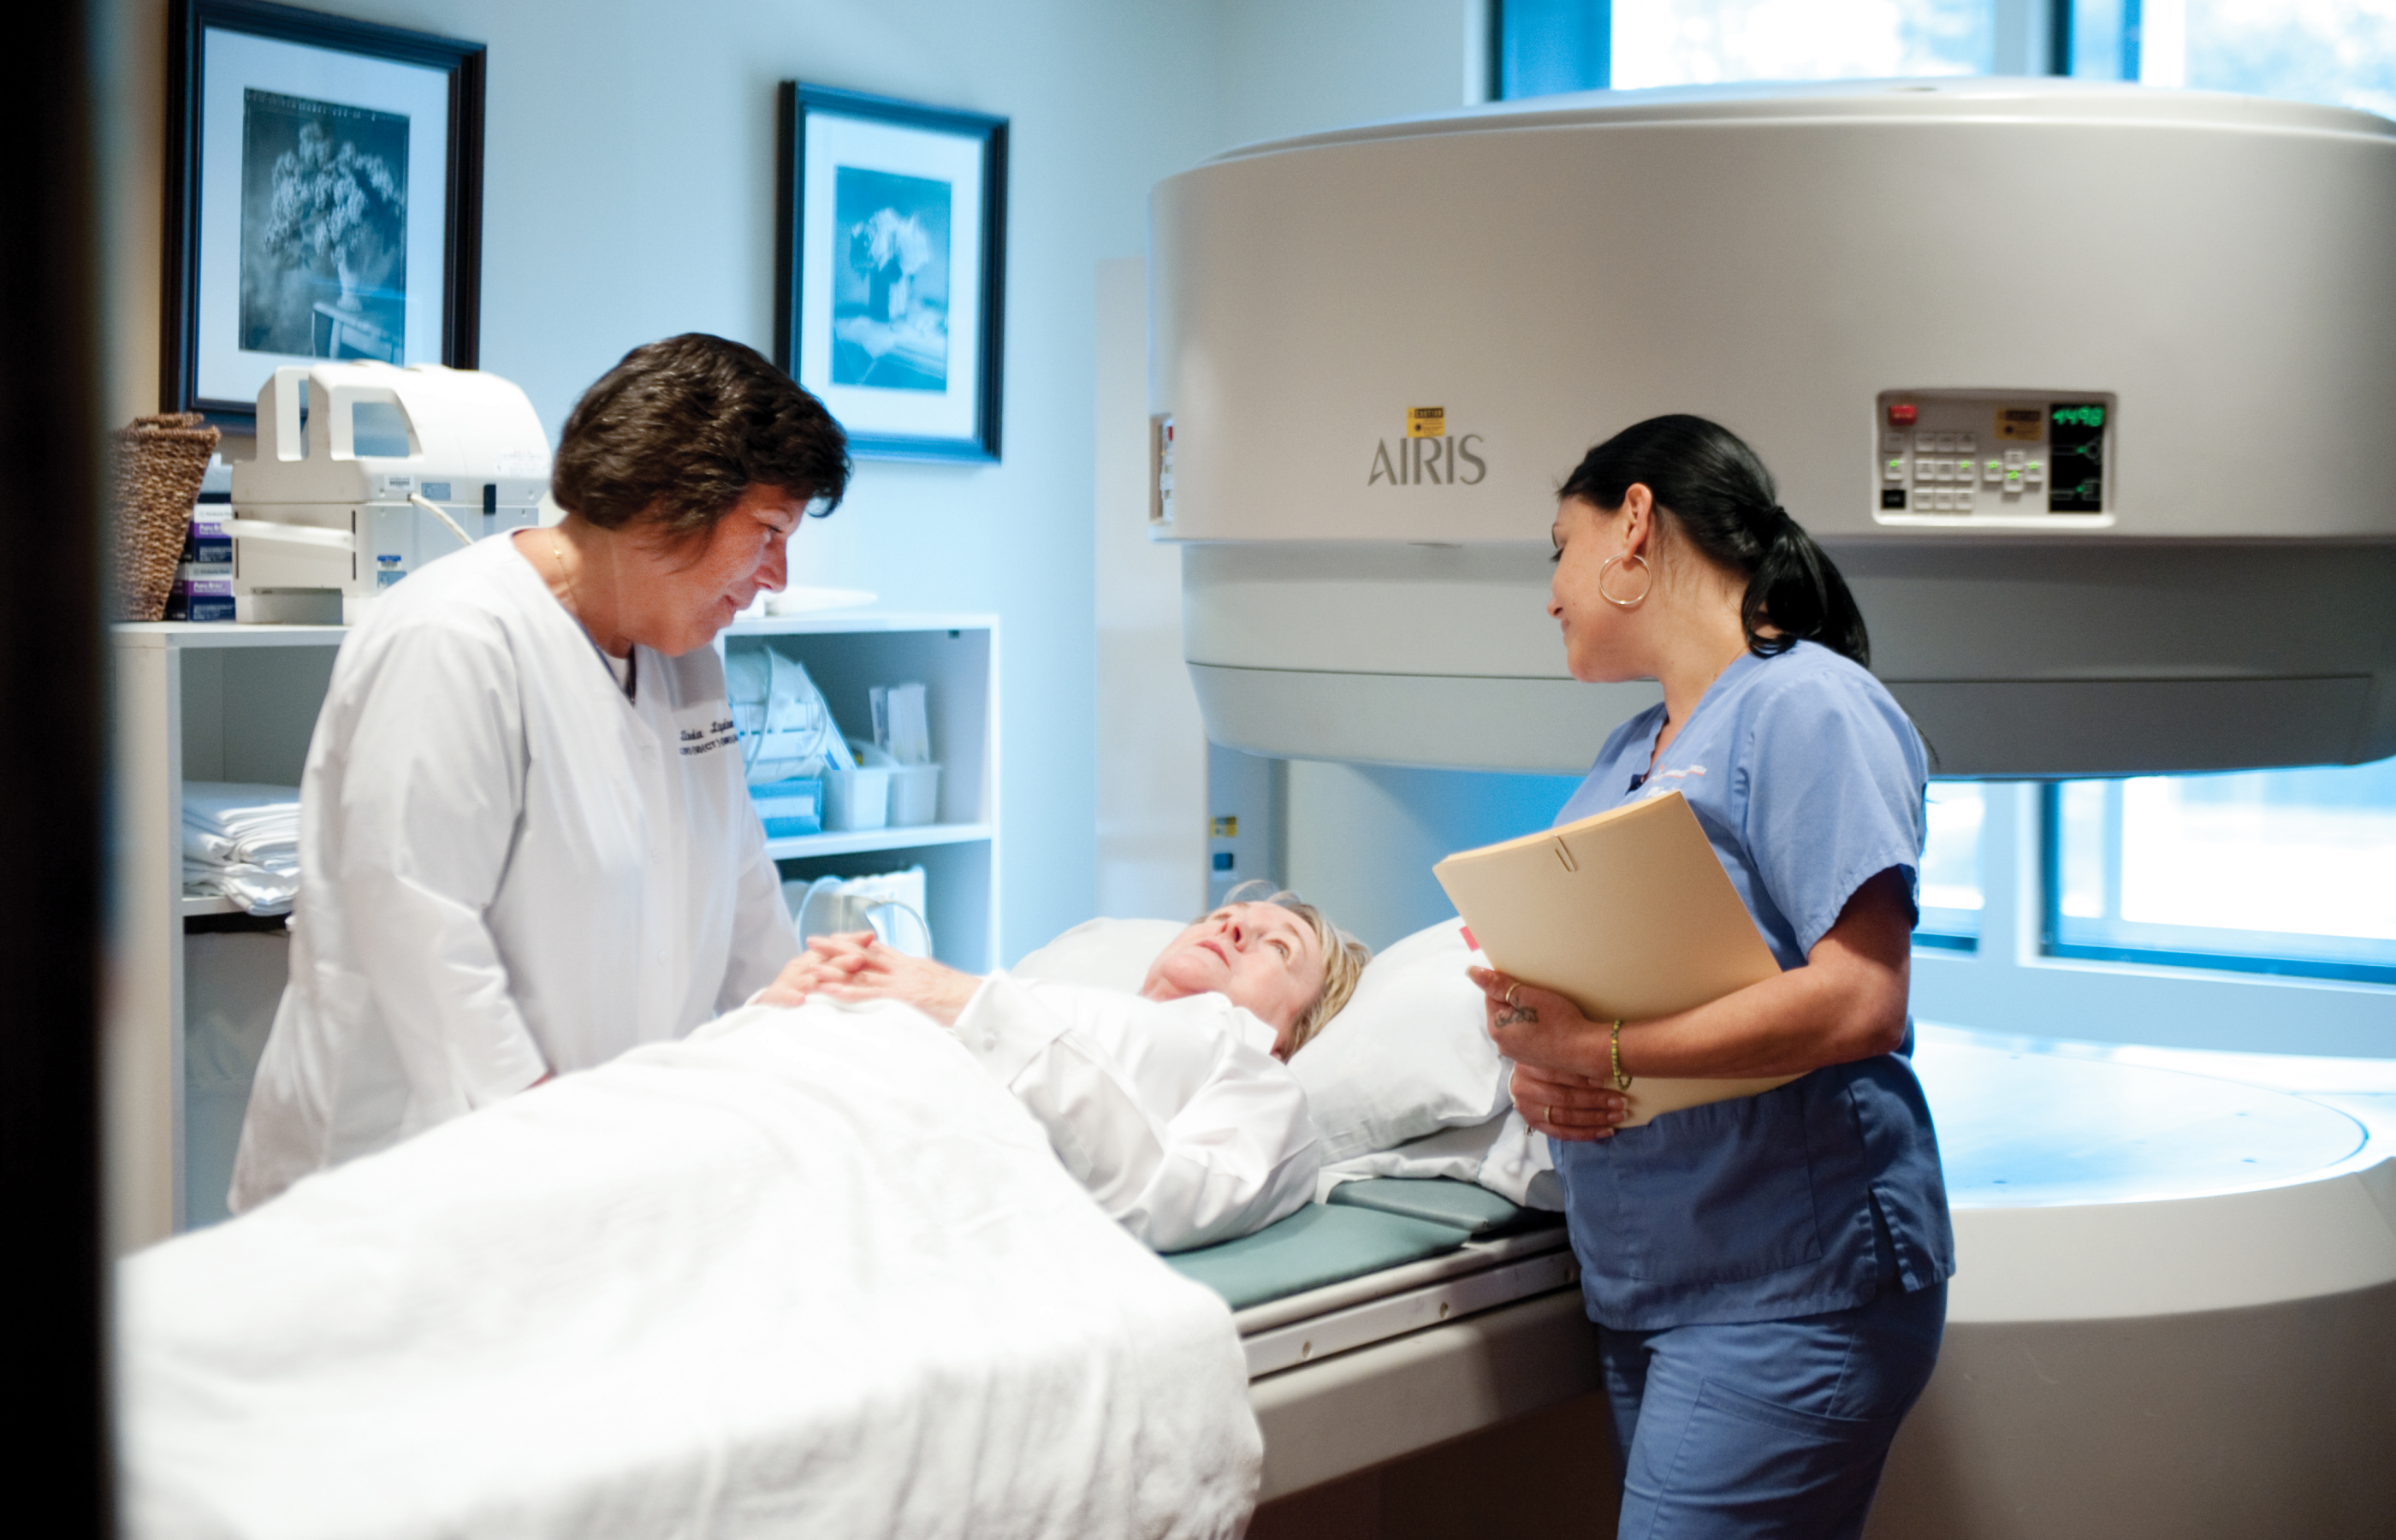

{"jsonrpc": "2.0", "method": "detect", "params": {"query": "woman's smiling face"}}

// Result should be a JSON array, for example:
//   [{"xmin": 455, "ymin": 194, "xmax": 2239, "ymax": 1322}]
[
  {"xmin": 1141, "ymin": 902, "xmax": 1326, "ymax": 1052},
  {"xmin": 623, "ymin": 483, "xmax": 805, "ymax": 655},
  {"xmin": 1548, "ymin": 493, "xmax": 1642, "ymax": 682}
]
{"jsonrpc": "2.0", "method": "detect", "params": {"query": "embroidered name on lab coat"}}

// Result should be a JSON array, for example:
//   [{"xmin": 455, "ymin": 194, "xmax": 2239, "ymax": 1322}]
[{"xmin": 678, "ymin": 715, "xmax": 738, "ymax": 756}]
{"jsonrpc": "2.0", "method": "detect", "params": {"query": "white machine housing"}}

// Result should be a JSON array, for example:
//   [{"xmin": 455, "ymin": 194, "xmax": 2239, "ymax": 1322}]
[
  {"xmin": 1149, "ymin": 80, "xmax": 2396, "ymax": 777},
  {"xmin": 229, "ymin": 362, "xmax": 552, "ymax": 625}
]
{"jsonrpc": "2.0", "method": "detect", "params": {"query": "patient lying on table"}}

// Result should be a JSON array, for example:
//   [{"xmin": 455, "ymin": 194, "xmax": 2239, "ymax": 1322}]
[{"xmin": 762, "ymin": 885, "xmax": 1370, "ymax": 1252}]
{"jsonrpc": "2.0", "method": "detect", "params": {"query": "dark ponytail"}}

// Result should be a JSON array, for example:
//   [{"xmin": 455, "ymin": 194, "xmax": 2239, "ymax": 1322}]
[{"xmin": 1557, "ymin": 414, "xmax": 1871, "ymax": 668}]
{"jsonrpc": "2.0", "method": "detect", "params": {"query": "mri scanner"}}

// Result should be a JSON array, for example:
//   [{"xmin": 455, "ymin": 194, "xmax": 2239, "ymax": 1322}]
[{"xmin": 1147, "ymin": 79, "xmax": 2396, "ymax": 1536}]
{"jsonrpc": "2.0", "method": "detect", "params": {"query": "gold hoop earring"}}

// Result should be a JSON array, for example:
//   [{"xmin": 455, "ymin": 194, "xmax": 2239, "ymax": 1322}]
[{"xmin": 1598, "ymin": 554, "xmax": 1652, "ymax": 608}]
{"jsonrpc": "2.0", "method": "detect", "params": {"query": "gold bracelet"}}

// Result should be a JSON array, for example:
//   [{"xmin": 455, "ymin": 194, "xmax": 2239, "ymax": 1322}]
[{"xmin": 1610, "ymin": 1020, "xmax": 1634, "ymax": 1092}]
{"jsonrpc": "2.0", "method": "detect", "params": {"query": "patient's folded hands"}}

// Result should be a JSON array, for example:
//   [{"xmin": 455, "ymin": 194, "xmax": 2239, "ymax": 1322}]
[{"xmin": 757, "ymin": 932, "xmax": 983, "ymax": 1027}]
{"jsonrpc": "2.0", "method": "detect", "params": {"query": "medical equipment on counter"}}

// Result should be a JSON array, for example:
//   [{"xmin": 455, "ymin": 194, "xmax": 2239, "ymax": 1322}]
[
  {"xmin": 786, "ymin": 868, "xmax": 932, "ymax": 957},
  {"xmin": 1148, "ymin": 80, "xmax": 2396, "ymax": 776},
  {"xmin": 1149, "ymin": 80, "xmax": 2396, "ymax": 1532},
  {"xmin": 728, "ymin": 647, "xmax": 854, "ymax": 785},
  {"xmin": 228, "ymin": 363, "xmax": 551, "ymax": 624}
]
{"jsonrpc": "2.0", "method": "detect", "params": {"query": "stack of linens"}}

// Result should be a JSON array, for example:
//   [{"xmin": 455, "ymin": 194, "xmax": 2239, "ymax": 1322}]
[{"xmin": 183, "ymin": 783, "xmax": 301, "ymax": 915}]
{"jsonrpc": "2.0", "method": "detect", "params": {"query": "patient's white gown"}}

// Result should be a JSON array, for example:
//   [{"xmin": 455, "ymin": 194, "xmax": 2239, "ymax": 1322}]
[{"xmin": 951, "ymin": 975, "xmax": 1320, "ymax": 1252}]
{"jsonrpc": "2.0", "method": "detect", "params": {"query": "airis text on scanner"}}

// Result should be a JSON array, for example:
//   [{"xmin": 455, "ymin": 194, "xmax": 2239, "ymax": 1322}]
[{"xmin": 1368, "ymin": 406, "xmax": 1486, "ymax": 487}]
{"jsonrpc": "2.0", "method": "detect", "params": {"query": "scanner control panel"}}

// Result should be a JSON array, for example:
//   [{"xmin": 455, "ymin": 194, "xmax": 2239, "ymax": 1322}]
[{"xmin": 1873, "ymin": 391, "xmax": 2113, "ymax": 527}]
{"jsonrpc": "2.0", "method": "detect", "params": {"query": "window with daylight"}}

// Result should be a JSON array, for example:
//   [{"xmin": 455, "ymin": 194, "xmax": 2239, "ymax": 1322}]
[
  {"xmin": 2064, "ymin": 0, "xmax": 2396, "ymax": 113},
  {"xmin": 1610, "ymin": 0, "xmax": 1992, "ymax": 86},
  {"xmin": 1493, "ymin": 1, "xmax": 1998, "ymax": 98},
  {"xmin": 2048, "ymin": 762, "xmax": 2396, "ymax": 984},
  {"xmin": 1495, "ymin": 0, "xmax": 2396, "ymax": 110},
  {"xmin": 1916, "ymin": 782, "xmax": 1984, "ymax": 950}
]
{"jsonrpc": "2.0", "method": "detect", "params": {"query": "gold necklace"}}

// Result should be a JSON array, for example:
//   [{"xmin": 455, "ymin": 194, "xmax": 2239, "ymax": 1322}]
[
  {"xmin": 546, "ymin": 530, "xmax": 578, "ymax": 616},
  {"xmin": 549, "ymin": 528, "xmax": 634, "ymax": 698}
]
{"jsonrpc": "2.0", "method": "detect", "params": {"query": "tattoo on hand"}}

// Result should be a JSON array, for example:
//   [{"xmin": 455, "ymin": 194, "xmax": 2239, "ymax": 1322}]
[{"xmin": 1494, "ymin": 1006, "xmax": 1539, "ymax": 1027}]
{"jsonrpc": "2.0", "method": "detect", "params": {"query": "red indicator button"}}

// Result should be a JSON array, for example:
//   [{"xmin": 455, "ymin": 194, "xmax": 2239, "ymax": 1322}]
[{"xmin": 1888, "ymin": 403, "xmax": 1919, "ymax": 425}]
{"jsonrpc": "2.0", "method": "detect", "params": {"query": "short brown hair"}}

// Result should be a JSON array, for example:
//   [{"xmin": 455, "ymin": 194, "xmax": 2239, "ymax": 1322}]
[{"xmin": 551, "ymin": 334, "xmax": 851, "ymax": 536}]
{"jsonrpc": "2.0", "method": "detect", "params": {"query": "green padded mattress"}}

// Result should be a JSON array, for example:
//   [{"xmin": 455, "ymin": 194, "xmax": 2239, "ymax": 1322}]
[
  {"xmin": 1164, "ymin": 1203, "xmax": 1472, "ymax": 1310},
  {"xmin": 1326, "ymin": 1176, "xmax": 1563, "ymax": 1238}
]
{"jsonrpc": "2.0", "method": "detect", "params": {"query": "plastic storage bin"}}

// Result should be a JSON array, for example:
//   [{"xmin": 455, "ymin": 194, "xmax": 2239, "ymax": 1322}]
[
  {"xmin": 887, "ymin": 763, "xmax": 941, "ymax": 826},
  {"xmin": 822, "ymin": 767, "xmax": 891, "ymax": 831}
]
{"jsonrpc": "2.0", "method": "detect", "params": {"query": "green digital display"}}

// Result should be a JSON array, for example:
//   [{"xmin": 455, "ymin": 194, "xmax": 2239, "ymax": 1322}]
[{"xmin": 2047, "ymin": 402, "xmax": 2107, "ymax": 512}]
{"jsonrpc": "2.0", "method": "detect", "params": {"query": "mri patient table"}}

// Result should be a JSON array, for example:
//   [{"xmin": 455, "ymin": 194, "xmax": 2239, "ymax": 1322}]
[
  {"xmin": 1171, "ymin": 1177, "xmax": 1590, "ymax": 1502},
  {"xmin": 1170, "ymin": 1027, "xmax": 2396, "ymax": 1538}
]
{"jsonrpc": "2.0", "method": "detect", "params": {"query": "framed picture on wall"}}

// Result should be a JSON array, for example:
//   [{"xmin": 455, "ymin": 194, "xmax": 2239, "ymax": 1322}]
[
  {"xmin": 778, "ymin": 83, "xmax": 1009, "ymax": 463},
  {"xmin": 164, "ymin": 0, "xmax": 486, "ymax": 431}
]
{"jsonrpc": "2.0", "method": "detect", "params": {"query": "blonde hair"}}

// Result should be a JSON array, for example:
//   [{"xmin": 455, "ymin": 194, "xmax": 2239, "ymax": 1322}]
[{"xmin": 1217, "ymin": 881, "xmax": 1372, "ymax": 1056}]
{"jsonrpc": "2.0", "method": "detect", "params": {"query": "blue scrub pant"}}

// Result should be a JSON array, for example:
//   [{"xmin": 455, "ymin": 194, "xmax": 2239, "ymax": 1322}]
[{"xmin": 1598, "ymin": 1282, "xmax": 1947, "ymax": 1540}]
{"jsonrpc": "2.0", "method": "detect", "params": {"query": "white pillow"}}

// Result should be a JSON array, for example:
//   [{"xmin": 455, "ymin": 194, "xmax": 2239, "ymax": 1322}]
[
  {"xmin": 1012, "ymin": 914, "xmax": 1511, "ymax": 1167},
  {"xmin": 1290, "ymin": 918, "xmax": 1510, "ymax": 1164},
  {"xmin": 1009, "ymin": 917, "xmax": 1188, "ymax": 994},
  {"xmin": 1318, "ymin": 1111, "xmax": 1562, "ymax": 1210}
]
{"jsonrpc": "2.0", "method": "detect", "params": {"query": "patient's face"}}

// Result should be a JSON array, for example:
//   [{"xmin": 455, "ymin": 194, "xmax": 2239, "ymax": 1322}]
[{"xmin": 1142, "ymin": 902, "xmax": 1326, "ymax": 1053}]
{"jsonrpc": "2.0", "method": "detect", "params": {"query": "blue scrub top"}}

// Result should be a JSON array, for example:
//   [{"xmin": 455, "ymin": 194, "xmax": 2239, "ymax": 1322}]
[{"xmin": 1549, "ymin": 640, "xmax": 1955, "ymax": 1330}]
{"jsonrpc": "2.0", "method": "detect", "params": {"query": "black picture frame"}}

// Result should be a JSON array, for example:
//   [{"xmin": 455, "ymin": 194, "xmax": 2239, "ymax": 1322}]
[
  {"xmin": 163, "ymin": 0, "xmax": 485, "ymax": 432},
  {"xmin": 777, "ymin": 83, "xmax": 1008, "ymax": 464}
]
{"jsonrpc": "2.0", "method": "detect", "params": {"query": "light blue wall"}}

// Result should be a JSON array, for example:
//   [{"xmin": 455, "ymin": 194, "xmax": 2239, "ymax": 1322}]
[
  {"xmin": 106, "ymin": 0, "xmax": 1509, "ymax": 961},
  {"xmin": 293, "ymin": 0, "xmax": 1226, "ymax": 961},
  {"xmin": 1212, "ymin": 0, "xmax": 1487, "ymax": 147},
  {"xmin": 1282, "ymin": 761, "xmax": 1585, "ymax": 951}
]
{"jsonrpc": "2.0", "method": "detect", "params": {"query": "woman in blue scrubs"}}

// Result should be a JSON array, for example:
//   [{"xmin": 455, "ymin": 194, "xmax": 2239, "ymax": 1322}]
[{"xmin": 1473, "ymin": 415, "xmax": 1952, "ymax": 1538}]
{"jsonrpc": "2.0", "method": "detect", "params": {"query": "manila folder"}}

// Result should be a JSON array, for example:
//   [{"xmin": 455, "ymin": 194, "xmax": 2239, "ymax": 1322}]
[{"xmin": 1432, "ymin": 791, "xmax": 1798, "ymax": 1128}]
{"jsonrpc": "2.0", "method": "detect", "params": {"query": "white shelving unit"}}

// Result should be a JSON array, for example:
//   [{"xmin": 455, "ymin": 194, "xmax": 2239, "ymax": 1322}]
[
  {"xmin": 725, "ymin": 612, "xmax": 1002, "ymax": 975},
  {"xmin": 110, "ymin": 623, "xmax": 347, "ymax": 1250},
  {"xmin": 108, "ymin": 608, "xmax": 1001, "ymax": 1249}
]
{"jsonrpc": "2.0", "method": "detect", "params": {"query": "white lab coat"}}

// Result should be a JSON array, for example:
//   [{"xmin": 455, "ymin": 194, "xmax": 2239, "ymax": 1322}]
[
  {"xmin": 949, "ymin": 975, "xmax": 1321, "ymax": 1252},
  {"xmin": 229, "ymin": 536, "xmax": 796, "ymax": 1211}
]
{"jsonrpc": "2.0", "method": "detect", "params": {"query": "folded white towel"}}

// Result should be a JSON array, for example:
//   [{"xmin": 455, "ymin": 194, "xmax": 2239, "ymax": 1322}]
[
  {"xmin": 181, "ymin": 783, "xmax": 301, "ymax": 838},
  {"xmin": 184, "ymin": 860, "xmax": 299, "ymax": 916},
  {"xmin": 181, "ymin": 785, "xmax": 302, "ymax": 914},
  {"xmin": 183, "ymin": 826, "xmax": 299, "ymax": 867}
]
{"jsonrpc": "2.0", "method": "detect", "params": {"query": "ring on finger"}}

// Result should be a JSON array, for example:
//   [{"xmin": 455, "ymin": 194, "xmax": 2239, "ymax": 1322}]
[{"xmin": 1506, "ymin": 984, "xmax": 1522, "ymax": 1009}]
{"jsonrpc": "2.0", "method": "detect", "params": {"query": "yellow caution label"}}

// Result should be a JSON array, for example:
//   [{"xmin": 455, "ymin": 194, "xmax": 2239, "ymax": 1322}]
[
  {"xmin": 1407, "ymin": 406, "xmax": 1446, "ymax": 439},
  {"xmin": 1995, "ymin": 406, "xmax": 2045, "ymax": 442},
  {"xmin": 1211, "ymin": 815, "xmax": 1237, "ymax": 838}
]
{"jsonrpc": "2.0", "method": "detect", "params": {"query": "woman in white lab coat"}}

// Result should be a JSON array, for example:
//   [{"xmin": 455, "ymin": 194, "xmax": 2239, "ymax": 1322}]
[{"xmin": 230, "ymin": 335, "xmax": 851, "ymax": 1211}]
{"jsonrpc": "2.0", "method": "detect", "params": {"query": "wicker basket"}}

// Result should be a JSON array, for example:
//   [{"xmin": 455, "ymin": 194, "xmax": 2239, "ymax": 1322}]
[{"xmin": 110, "ymin": 412, "xmax": 222, "ymax": 622}]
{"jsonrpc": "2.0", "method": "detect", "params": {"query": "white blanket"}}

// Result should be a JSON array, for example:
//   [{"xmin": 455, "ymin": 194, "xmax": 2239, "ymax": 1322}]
[{"xmin": 120, "ymin": 1000, "xmax": 1260, "ymax": 1540}]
